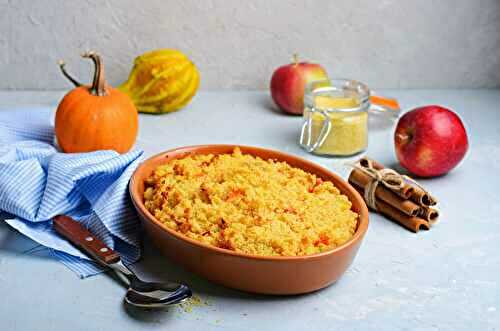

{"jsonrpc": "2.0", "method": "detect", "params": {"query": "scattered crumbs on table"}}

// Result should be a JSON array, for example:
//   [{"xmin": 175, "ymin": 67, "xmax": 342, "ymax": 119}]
[{"xmin": 178, "ymin": 295, "xmax": 211, "ymax": 313}]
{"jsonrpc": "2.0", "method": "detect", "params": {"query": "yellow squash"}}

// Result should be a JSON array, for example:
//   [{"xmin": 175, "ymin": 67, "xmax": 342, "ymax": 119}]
[{"xmin": 119, "ymin": 49, "xmax": 200, "ymax": 114}]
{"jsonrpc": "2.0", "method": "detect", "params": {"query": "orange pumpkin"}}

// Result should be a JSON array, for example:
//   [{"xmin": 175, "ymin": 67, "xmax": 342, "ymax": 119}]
[{"xmin": 55, "ymin": 51, "xmax": 138, "ymax": 154}]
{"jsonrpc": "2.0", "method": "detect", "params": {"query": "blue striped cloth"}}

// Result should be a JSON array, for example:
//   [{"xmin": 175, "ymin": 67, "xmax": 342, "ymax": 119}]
[{"xmin": 0, "ymin": 107, "xmax": 144, "ymax": 277}]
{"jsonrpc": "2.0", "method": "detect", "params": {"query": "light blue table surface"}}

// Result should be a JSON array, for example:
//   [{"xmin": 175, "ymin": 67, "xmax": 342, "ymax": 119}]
[{"xmin": 0, "ymin": 90, "xmax": 499, "ymax": 331}]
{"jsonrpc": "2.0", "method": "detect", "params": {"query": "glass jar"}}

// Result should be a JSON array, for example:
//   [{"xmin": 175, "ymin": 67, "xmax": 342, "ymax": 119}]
[{"xmin": 300, "ymin": 79, "xmax": 371, "ymax": 156}]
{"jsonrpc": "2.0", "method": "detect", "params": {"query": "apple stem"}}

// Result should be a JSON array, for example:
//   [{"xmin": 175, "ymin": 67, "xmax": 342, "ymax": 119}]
[
  {"xmin": 293, "ymin": 53, "xmax": 299, "ymax": 66},
  {"xmin": 396, "ymin": 133, "xmax": 410, "ymax": 144}
]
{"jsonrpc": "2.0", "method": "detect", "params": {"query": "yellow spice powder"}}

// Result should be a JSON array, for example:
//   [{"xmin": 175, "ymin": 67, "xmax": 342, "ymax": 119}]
[{"xmin": 307, "ymin": 96, "xmax": 368, "ymax": 156}]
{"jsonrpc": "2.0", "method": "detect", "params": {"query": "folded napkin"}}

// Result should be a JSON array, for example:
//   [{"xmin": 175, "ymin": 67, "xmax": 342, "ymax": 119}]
[{"xmin": 0, "ymin": 107, "xmax": 144, "ymax": 277}]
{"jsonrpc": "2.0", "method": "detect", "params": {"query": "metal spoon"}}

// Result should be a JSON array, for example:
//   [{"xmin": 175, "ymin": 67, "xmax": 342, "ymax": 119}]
[{"xmin": 53, "ymin": 215, "xmax": 192, "ymax": 308}]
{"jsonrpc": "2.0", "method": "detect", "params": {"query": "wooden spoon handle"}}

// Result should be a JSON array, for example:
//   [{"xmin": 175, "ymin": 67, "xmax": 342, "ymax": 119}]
[{"xmin": 53, "ymin": 215, "xmax": 120, "ymax": 265}]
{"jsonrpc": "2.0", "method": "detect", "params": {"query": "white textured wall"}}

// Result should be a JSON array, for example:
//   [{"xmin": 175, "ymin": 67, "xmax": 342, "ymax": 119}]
[{"xmin": 1, "ymin": 0, "xmax": 499, "ymax": 90}]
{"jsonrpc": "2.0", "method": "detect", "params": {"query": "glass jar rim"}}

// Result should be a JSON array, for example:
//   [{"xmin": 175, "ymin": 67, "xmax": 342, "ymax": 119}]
[{"xmin": 304, "ymin": 79, "xmax": 370, "ymax": 113}]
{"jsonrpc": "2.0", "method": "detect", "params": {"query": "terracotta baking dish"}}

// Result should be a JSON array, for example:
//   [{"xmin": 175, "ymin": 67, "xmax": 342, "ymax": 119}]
[{"xmin": 129, "ymin": 145, "xmax": 369, "ymax": 295}]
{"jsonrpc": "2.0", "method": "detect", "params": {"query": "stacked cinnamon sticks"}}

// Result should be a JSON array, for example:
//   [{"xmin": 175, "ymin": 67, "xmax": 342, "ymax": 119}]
[{"xmin": 348, "ymin": 158, "xmax": 439, "ymax": 232}]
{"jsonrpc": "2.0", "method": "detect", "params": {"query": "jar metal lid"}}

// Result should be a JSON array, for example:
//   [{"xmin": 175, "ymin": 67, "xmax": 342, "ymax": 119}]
[{"xmin": 304, "ymin": 79, "xmax": 370, "ymax": 114}]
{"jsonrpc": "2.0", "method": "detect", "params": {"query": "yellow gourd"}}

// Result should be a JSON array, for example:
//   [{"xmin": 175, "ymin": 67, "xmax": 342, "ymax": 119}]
[{"xmin": 118, "ymin": 49, "xmax": 200, "ymax": 114}]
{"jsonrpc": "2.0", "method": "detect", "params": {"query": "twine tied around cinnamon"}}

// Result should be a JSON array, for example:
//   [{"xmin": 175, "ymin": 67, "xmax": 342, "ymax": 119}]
[
  {"xmin": 350, "ymin": 159, "xmax": 404, "ymax": 210},
  {"xmin": 350, "ymin": 158, "xmax": 437, "ymax": 211}
]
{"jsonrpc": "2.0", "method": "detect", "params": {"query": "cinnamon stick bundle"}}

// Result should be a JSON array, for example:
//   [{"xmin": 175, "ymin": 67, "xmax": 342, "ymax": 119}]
[
  {"xmin": 352, "ymin": 185, "xmax": 430, "ymax": 232},
  {"xmin": 349, "ymin": 168, "xmax": 420, "ymax": 217},
  {"xmin": 349, "ymin": 157, "xmax": 439, "ymax": 232},
  {"xmin": 360, "ymin": 157, "xmax": 437, "ymax": 207}
]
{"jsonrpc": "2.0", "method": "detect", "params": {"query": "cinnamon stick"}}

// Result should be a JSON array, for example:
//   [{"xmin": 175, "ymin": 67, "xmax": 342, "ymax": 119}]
[
  {"xmin": 419, "ymin": 206, "xmax": 439, "ymax": 224},
  {"xmin": 359, "ymin": 157, "xmax": 384, "ymax": 170},
  {"xmin": 353, "ymin": 184, "xmax": 430, "ymax": 233},
  {"xmin": 348, "ymin": 169, "xmax": 420, "ymax": 216},
  {"xmin": 406, "ymin": 179, "xmax": 437, "ymax": 206},
  {"xmin": 359, "ymin": 158, "xmax": 414, "ymax": 199}
]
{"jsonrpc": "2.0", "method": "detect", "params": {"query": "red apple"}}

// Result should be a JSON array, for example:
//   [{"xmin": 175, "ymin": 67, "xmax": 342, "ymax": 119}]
[
  {"xmin": 270, "ymin": 55, "xmax": 328, "ymax": 115},
  {"xmin": 394, "ymin": 105, "xmax": 468, "ymax": 177}
]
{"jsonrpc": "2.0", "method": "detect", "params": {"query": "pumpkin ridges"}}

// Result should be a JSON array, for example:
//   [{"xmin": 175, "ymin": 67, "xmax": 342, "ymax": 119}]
[
  {"xmin": 159, "ymin": 66, "xmax": 199, "ymax": 112},
  {"xmin": 118, "ymin": 49, "xmax": 199, "ymax": 114},
  {"xmin": 105, "ymin": 89, "xmax": 138, "ymax": 152},
  {"xmin": 177, "ymin": 67, "xmax": 200, "ymax": 109},
  {"xmin": 126, "ymin": 64, "xmax": 188, "ymax": 101},
  {"xmin": 136, "ymin": 72, "xmax": 198, "ymax": 114},
  {"xmin": 134, "ymin": 49, "xmax": 187, "ymax": 64},
  {"xmin": 121, "ymin": 60, "xmax": 192, "ymax": 99},
  {"xmin": 131, "ymin": 62, "xmax": 193, "ymax": 104},
  {"xmin": 131, "ymin": 62, "xmax": 198, "ymax": 111},
  {"xmin": 80, "ymin": 101, "xmax": 101, "ymax": 152},
  {"xmin": 55, "ymin": 88, "xmax": 90, "ymax": 151},
  {"xmin": 58, "ymin": 94, "xmax": 98, "ymax": 153},
  {"xmin": 118, "ymin": 89, "xmax": 138, "ymax": 151},
  {"xmin": 119, "ymin": 54, "xmax": 188, "ymax": 91},
  {"xmin": 90, "ymin": 88, "xmax": 137, "ymax": 153}
]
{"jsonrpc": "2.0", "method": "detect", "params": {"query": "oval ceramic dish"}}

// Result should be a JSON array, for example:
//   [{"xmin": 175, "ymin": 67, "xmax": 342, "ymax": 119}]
[{"xmin": 129, "ymin": 145, "xmax": 369, "ymax": 295}]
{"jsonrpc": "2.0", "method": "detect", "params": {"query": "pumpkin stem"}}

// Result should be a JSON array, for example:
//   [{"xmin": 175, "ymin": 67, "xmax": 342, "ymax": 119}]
[
  {"xmin": 58, "ymin": 60, "xmax": 82, "ymax": 87},
  {"xmin": 81, "ymin": 51, "xmax": 108, "ymax": 96}
]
